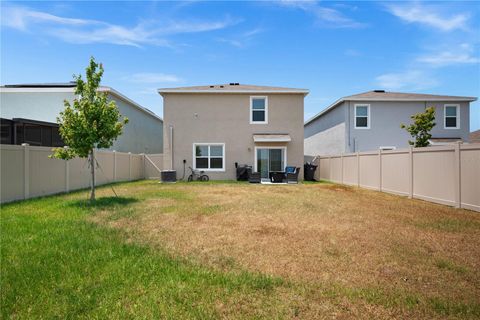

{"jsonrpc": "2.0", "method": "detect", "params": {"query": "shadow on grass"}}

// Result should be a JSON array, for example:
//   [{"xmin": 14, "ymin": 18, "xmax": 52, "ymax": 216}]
[{"xmin": 68, "ymin": 196, "xmax": 139, "ymax": 209}]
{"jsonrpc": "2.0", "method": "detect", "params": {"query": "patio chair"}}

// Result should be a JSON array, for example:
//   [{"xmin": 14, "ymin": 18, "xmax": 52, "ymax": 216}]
[{"xmin": 285, "ymin": 166, "xmax": 301, "ymax": 184}]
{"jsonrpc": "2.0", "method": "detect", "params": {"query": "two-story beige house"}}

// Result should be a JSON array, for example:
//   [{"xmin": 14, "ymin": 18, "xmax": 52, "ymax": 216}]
[{"xmin": 158, "ymin": 83, "xmax": 308, "ymax": 180}]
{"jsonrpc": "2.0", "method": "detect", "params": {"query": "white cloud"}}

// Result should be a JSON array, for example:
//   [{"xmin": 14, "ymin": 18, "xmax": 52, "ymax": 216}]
[
  {"xmin": 1, "ymin": 6, "xmax": 97, "ymax": 30},
  {"xmin": 375, "ymin": 70, "xmax": 439, "ymax": 91},
  {"xmin": 126, "ymin": 73, "xmax": 183, "ymax": 83},
  {"xmin": 417, "ymin": 43, "xmax": 480, "ymax": 66},
  {"xmin": 217, "ymin": 28, "xmax": 264, "ymax": 48},
  {"xmin": 385, "ymin": 3, "xmax": 470, "ymax": 32},
  {"xmin": 1, "ymin": 5, "xmax": 239, "ymax": 47},
  {"xmin": 277, "ymin": 0, "xmax": 365, "ymax": 28}
]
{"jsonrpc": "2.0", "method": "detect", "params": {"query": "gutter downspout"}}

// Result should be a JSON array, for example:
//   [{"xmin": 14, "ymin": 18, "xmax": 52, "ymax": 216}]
[
  {"xmin": 347, "ymin": 101, "xmax": 351, "ymax": 153},
  {"xmin": 169, "ymin": 125, "xmax": 174, "ymax": 170}
]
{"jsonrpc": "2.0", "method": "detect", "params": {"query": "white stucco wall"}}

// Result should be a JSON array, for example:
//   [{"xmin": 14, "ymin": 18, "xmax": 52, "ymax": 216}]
[{"xmin": 0, "ymin": 89, "xmax": 163, "ymax": 153}]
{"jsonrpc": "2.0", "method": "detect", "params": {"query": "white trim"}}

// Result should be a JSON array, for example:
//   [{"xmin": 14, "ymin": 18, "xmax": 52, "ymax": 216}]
[
  {"xmin": 254, "ymin": 146, "xmax": 287, "ymax": 174},
  {"xmin": 253, "ymin": 135, "xmax": 291, "ymax": 142},
  {"xmin": 354, "ymin": 104, "xmax": 370, "ymax": 129},
  {"xmin": 192, "ymin": 143, "xmax": 225, "ymax": 172},
  {"xmin": 250, "ymin": 96, "xmax": 268, "ymax": 124},
  {"xmin": 444, "ymin": 104, "xmax": 460, "ymax": 129}
]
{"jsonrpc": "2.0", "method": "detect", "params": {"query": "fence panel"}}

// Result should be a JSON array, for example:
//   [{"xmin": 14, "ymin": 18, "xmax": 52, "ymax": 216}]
[
  {"xmin": 314, "ymin": 143, "xmax": 480, "ymax": 212},
  {"xmin": 318, "ymin": 157, "xmax": 329, "ymax": 181},
  {"xmin": 95, "ymin": 151, "xmax": 115, "ymax": 185},
  {"xmin": 115, "ymin": 152, "xmax": 130, "ymax": 181},
  {"xmin": 29, "ymin": 147, "xmax": 66, "ymax": 198},
  {"xmin": 381, "ymin": 151, "xmax": 409, "ymax": 196},
  {"xmin": 1, "ymin": 144, "xmax": 165, "ymax": 203},
  {"xmin": 330, "ymin": 157, "xmax": 342, "ymax": 183},
  {"xmin": 413, "ymin": 147, "xmax": 455, "ymax": 206},
  {"xmin": 359, "ymin": 153, "xmax": 379, "ymax": 190},
  {"xmin": 0, "ymin": 145, "xmax": 25, "ymax": 203},
  {"xmin": 460, "ymin": 145, "xmax": 480, "ymax": 211},
  {"xmin": 131, "ymin": 154, "xmax": 143, "ymax": 180},
  {"xmin": 343, "ymin": 155, "xmax": 357, "ymax": 186},
  {"xmin": 68, "ymin": 157, "xmax": 91, "ymax": 191},
  {"xmin": 144, "ymin": 154, "xmax": 163, "ymax": 179}
]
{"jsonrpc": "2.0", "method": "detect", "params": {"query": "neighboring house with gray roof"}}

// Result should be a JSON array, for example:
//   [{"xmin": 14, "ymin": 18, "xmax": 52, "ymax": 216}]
[
  {"xmin": 304, "ymin": 90, "xmax": 477, "ymax": 156},
  {"xmin": 158, "ymin": 83, "xmax": 308, "ymax": 180},
  {"xmin": 0, "ymin": 82, "xmax": 163, "ymax": 153},
  {"xmin": 470, "ymin": 129, "xmax": 480, "ymax": 144}
]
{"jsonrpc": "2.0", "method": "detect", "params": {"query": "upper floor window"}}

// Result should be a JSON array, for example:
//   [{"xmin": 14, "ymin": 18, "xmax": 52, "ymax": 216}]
[
  {"xmin": 250, "ymin": 96, "xmax": 268, "ymax": 124},
  {"xmin": 355, "ymin": 104, "xmax": 370, "ymax": 129},
  {"xmin": 444, "ymin": 104, "xmax": 459, "ymax": 129},
  {"xmin": 193, "ymin": 143, "xmax": 225, "ymax": 171}
]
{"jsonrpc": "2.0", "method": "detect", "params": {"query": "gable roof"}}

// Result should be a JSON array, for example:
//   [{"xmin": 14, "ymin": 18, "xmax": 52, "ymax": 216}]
[
  {"xmin": 470, "ymin": 130, "xmax": 480, "ymax": 143},
  {"xmin": 0, "ymin": 83, "xmax": 163, "ymax": 122},
  {"xmin": 305, "ymin": 90, "xmax": 477, "ymax": 126},
  {"xmin": 158, "ymin": 83, "xmax": 309, "ymax": 95}
]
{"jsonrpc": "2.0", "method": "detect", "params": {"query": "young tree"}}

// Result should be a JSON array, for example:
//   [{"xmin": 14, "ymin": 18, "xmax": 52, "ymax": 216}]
[
  {"xmin": 52, "ymin": 57, "xmax": 128, "ymax": 201},
  {"xmin": 400, "ymin": 107, "xmax": 436, "ymax": 148}
]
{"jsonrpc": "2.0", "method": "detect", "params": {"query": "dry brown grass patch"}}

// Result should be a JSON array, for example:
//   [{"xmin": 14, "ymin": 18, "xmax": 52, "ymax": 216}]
[{"xmin": 91, "ymin": 181, "xmax": 480, "ymax": 319}]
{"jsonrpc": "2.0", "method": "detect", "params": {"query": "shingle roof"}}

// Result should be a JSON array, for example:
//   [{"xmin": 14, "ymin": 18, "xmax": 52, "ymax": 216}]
[
  {"xmin": 305, "ymin": 90, "xmax": 477, "ymax": 126},
  {"xmin": 343, "ymin": 90, "xmax": 477, "ymax": 101},
  {"xmin": 158, "ymin": 83, "xmax": 309, "ymax": 95},
  {"xmin": 470, "ymin": 130, "xmax": 480, "ymax": 143}
]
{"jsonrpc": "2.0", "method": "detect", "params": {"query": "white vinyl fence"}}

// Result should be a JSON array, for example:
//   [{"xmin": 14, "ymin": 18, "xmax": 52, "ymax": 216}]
[
  {"xmin": 313, "ymin": 143, "xmax": 480, "ymax": 212},
  {"xmin": 144, "ymin": 153, "xmax": 164, "ymax": 179},
  {"xmin": 0, "ymin": 144, "xmax": 163, "ymax": 203}
]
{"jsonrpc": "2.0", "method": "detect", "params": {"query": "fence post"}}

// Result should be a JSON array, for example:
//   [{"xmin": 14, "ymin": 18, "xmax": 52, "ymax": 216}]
[
  {"xmin": 65, "ymin": 159, "xmax": 70, "ymax": 193},
  {"xmin": 113, "ymin": 150, "xmax": 116, "ymax": 182},
  {"xmin": 141, "ymin": 153, "xmax": 145, "ymax": 179},
  {"xmin": 93, "ymin": 149, "xmax": 96, "ymax": 188},
  {"xmin": 454, "ymin": 142, "xmax": 462, "ymax": 208},
  {"xmin": 22, "ymin": 143, "xmax": 29, "ymax": 200},
  {"xmin": 329, "ymin": 156, "xmax": 332, "ymax": 181},
  {"xmin": 356, "ymin": 152, "xmax": 360, "ymax": 187},
  {"xmin": 378, "ymin": 148, "xmax": 382, "ymax": 191},
  {"xmin": 408, "ymin": 146, "xmax": 414, "ymax": 199},
  {"xmin": 341, "ymin": 153, "xmax": 344, "ymax": 184},
  {"xmin": 129, "ymin": 152, "xmax": 132, "ymax": 181}
]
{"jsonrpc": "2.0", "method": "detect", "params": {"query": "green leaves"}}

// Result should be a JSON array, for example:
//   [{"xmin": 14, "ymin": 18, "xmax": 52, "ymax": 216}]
[
  {"xmin": 51, "ymin": 57, "xmax": 128, "ymax": 160},
  {"xmin": 401, "ymin": 107, "xmax": 436, "ymax": 148}
]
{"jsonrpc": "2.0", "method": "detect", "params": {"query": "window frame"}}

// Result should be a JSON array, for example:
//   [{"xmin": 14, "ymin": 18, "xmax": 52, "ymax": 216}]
[
  {"xmin": 354, "ymin": 104, "xmax": 370, "ymax": 129},
  {"xmin": 192, "ymin": 143, "xmax": 225, "ymax": 172},
  {"xmin": 250, "ymin": 96, "xmax": 268, "ymax": 124},
  {"xmin": 253, "ymin": 146, "xmax": 287, "ymax": 176},
  {"xmin": 444, "ymin": 104, "xmax": 460, "ymax": 129}
]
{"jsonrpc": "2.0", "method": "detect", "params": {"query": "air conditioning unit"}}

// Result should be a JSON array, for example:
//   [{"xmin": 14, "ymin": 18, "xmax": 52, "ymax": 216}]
[{"xmin": 161, "ymin": 170, "xmax": 176, "ymax": 182}]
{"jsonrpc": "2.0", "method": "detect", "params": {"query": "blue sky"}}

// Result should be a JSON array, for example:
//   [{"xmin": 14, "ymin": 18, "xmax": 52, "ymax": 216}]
[{"xmin": 1, "ymin": 1, "xmax": 479, "ymax": 130}]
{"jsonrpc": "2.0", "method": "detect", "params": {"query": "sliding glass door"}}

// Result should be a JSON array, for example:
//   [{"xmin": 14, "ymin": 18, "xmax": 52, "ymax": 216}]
[{"xmin": 256, "ymin": 148, "xmax": 286, "ymax": 179}]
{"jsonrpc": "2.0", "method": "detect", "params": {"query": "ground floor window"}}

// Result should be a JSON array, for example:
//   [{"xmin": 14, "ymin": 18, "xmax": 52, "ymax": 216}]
[
  {"xmin": 193, "ymin": 143, "xmax": 225, "ymax": 171},
  {"xmin": 255, "ymin": 147, "xmax": 287, "ymax": 179}
]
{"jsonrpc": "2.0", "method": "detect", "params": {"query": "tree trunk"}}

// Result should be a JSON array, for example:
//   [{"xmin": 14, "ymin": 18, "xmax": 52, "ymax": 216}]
[{"xmin": 90, "ymin": 149, "xmax": 96, "ymax": 201}]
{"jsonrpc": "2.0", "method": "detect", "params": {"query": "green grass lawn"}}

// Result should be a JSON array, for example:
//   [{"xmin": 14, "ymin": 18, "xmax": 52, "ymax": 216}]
[
  {"xmin": 2, "ymin": 180, "xmax": 479, "ymax": 319},
  {"xmin": 1, "ymin": 189, "xmax": 287, "ymax": 319}
]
